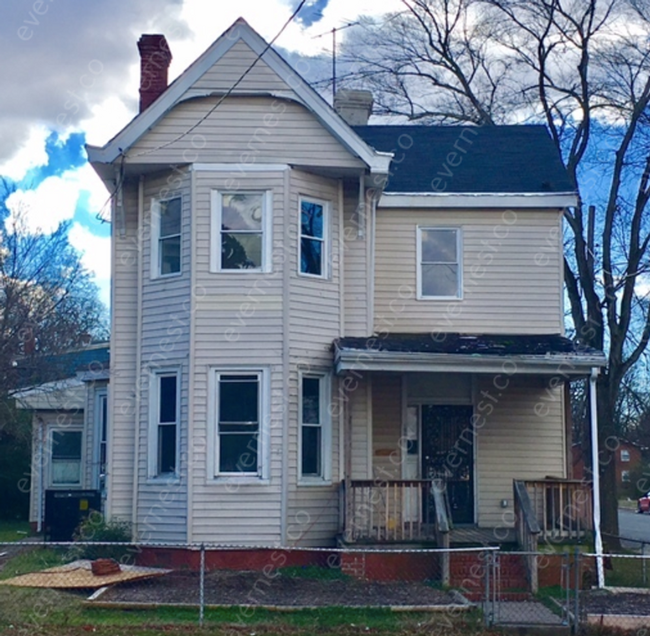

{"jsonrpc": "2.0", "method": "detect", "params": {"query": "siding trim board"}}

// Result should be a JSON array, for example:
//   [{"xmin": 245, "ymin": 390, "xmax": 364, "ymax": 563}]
[{"xmin": 380, "ymin": 193, "xmax": 577, "ymax": 208}]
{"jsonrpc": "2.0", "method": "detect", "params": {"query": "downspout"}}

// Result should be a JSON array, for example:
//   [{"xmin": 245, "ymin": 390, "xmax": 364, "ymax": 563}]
[
  {"xmin": 131, "ymin": 176, "xmax": 144, "ymax": 538},
  {"xmin": 280, "ymin": 167, "xmax": 291, "ymax": 546},
  {"xmin": 590, "ymin": 366, "xmax": 605, "ymax": 588}
]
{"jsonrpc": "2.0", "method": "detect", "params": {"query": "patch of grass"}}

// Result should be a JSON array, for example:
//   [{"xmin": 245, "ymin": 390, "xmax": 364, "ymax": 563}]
[
  {"xmin": 0, "ymin": 547, "xmax": 65, "ymax": 580},
  {"xmin": 605, "ymin": 554, "xmax": 650, "ymax": 588},
  {"xmin": 278, "ymin": 565, "xmax": 349, "ymax": 581},
  {"xmin": 0, "ymin": 520, "xmax": 30, "ymax": 543}
]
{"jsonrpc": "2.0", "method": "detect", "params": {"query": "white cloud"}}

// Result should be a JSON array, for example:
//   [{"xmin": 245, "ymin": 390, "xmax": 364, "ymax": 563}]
[
  {"xmin": 5, "ymin": 164, "xmax": 110, "ymax": 234},
  {"xmin": 69, "ymin": 223, "xmax": 111, "ymax": 283},
  {"xmin": 0, "ymin": 125, "xmax": 50, "ymax": 182}
]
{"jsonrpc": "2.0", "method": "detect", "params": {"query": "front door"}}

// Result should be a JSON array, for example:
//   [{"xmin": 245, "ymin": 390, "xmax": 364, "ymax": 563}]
[{"xmin": 421, "ymin": 405, "xmax": 474, "ymax": 524}]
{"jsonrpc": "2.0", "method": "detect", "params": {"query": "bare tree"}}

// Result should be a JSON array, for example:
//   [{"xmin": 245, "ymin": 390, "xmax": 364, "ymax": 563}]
[{"xmin": 341, "ymin": 0, "xmax": 650, "ymax": 542}]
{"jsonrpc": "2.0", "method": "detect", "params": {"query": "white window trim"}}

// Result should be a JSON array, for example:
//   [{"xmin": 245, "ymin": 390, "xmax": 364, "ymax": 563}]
[
  {"xmin": 622, "ymin": 470, "xmax": 631, "ymax": 482},
  {"xmin": 150, "ymin": 195, "xmax": 183, "ymax": 279},
  {"xmin": 210, "ymin": 190, "xmax": 273, "ymax": 274},
  {"xmin": 147, "ymin": 368, "xmax": 181, "ymax": 481},
  {"xmin": 49, "ymin": 427, "xmax": 84, "ymax": 488},
  {"xmin": 207, "ymin": 367, "xmax": 271, "ymax": 482},
  {"xmin": 621, "ymin": 449, "xmax": 631, "ymax": 462},
  {"xmin": 298, "ymin": 371, "xmax": 332, "ymax": 485},
  {"xmin": 416, "ymin": 226, "xmax": 463, "ymax": 300},
  {"xmin": 298, "ymin": 196, "xmax": 330, "ymax": 280},
  {"xmin": 92, "ymin": 389, "xmax": 108, "ymax": 490}
]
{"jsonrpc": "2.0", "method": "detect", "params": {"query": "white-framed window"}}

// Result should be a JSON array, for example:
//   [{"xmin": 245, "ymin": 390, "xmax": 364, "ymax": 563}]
[
  {"xmin": 299, "ymin": 197, "xmax": 329, "ymax": 278},
  {"xmin": 149, "ymin": 370, "xmax": 180, "ymax": 478},
  {"xmin": 211, "ymin": 191, "xmax": 272, "ymax": 272},
  {"xmin": 151, "ymin": 196, "xmax": 182, "ymax": 277},
  {"xmin": 299, "ymin": 373, "xmax": 331, "ymax": 482},
  {"xmin": 621, "ymin": 449, "xmax": 630, "ymax": 462},
  {"xmin": 50, "ymin": 429, "xmax": 83, "ymax": 486},
  {"xmin": 417, "ymin": 227, "xmax": 462, "ymax": 299},
  {"xmin": 622, "ymin": 470, "xmax": 631, "ymax": 482},
  {"xmin": 209, "ymin": 368, "xmax": 270, "ymax": 479}
]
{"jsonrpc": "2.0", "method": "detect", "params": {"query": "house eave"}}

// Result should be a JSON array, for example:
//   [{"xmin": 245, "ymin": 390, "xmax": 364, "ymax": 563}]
[
  {"xmin": 334, "ymin": 349, "xmax": 606, "ymax": 377},
  {"xmin": 379, "ymin": 192, "xmax": 578, "ymax": 209}
]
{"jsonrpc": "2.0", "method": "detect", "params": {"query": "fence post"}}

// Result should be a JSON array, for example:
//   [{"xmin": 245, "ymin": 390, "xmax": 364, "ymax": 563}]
[
  {"xmin": 573, "ymin": 548, "xmax": 580, "ymax": 634},
  {"xmin": 199, "ymin": 543, "xmax": 205, "ymax": 627},
  {"xmin": 483, "ymin": 551, "xmax": 492, "ymax": 627},
  {"xmin": 643, "ymin": 543, "xmax": 647, "ymax": 587}
]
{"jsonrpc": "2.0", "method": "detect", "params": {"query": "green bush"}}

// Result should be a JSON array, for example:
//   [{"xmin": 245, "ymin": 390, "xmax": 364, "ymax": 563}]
[{"xmin": 71, "ymin": 511, "xmax": 134, "ymax": 563}]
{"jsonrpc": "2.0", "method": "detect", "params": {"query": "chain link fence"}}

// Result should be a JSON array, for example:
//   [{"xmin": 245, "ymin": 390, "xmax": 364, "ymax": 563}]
[{"xmin": 2, "ymin": 539, "xmax": 650, "ymax": 631}]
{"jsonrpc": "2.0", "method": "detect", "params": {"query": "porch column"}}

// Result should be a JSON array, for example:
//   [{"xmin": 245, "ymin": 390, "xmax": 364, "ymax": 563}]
[{"xmin": 589, "ymin": 367, "xmax": 605, "ymax": 588}]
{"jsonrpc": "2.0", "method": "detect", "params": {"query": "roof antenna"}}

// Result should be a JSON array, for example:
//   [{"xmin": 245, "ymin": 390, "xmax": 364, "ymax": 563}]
[{"xmin": 312, "ymin": 21, "xmax": 359, "ymax": 97}]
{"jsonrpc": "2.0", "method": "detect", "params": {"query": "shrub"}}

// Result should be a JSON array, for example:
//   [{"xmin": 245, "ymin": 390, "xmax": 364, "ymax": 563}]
[{"xmin": 71, "ymin": 511, "xmax": 134, "ymax": 563}]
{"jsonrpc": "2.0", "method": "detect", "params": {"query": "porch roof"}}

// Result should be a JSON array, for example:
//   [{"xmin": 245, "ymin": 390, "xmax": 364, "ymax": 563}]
[{"xmin": 333, "ymin": 333, "xmax": 606, "ymax": 376}]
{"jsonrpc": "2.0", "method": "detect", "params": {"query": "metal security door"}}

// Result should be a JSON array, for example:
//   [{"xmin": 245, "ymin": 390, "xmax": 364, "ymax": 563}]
[{"xmin": 421, "ymin": 404, "xmax": 474, "ymax": 524}]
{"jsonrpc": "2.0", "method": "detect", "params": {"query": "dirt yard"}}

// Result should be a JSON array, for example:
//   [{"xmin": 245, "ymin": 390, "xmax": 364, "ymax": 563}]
[{"xmin": 98, "ymin": 569, "xmax": 464, "ymax": 608}]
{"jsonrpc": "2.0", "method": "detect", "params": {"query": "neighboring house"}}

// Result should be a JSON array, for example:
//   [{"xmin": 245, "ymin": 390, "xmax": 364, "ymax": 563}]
[
  {"xmin": 15, "ymin": 343, "xmax": 109, "ymax": 534},
  {"xmin": 573, "ymin": 440, "xmax": 645, "ymax": 490},
  {"xmin": 85, "ymin": 19, "xmax": 606, "ymax": 547}
]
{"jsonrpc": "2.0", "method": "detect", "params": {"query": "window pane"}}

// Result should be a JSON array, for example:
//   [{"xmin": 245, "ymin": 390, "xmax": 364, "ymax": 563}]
[
  {"xmin": 421, "ymin": 229, "xmax": 457, "ymax": 263},
  {"xmin": 52, "ymin": 461, "xmax": 81, "ymax": 484},
  {"xmin": 220, "ymin": 433, "xmax": 258, "ymax": 472},
  {"xmin": 52, "ymin": 431, "xmax": 82, "ymax": 459},
  {"xmin": 160, "ymin": 198, "xmax": 181, "ymax": 237},
  {"xmin": 221, "ymin": 233, "xmax": 262, "ymax": 269},
  {"xmin": 300, "ymin": 237, "xmax": 322, "ymax": 275},
  {"xmin": 158, "ymin": 424, "xmax": 176, "ymax": 474},
  {"xmin": 301, "ymin": 201, "xmax": 323, "ymax": 239},
  {"xmin": 220, "ymin": 377, "xmax": 258, "ymax": 422},
  {"xmin": 160, "ymin": 236, "xmax": 181, "ymax": 274},
  {"xmin": 421, "ymin": 263, "xmax": 459, "ymax": 297},
  {"xmin": 159, "ymin": 375, "xmax": 177, "ymax": 423},
  {"xmin": 302, "ymin": 377, "xmax": 320, "ymax": 424},
  {"xmin": 302, "ymin": 426, "xmax": 321, "ymax": 476},
  {"xmin": 222, "ymin": 194, "xmax": 263, "ymax": 231}
]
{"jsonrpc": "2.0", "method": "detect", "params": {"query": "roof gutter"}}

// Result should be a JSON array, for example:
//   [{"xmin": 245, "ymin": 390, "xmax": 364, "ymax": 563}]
[
  {"xmin": 379, "ymin": 192, "xmax": 578, "ymax": 209},
  {"xmin": 334, "ymin": 349, "xmax": 606, "ymax": 377}
]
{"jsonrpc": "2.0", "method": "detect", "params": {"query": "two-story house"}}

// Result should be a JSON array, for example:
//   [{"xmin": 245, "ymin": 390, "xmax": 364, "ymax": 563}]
[{"xmin": 84, "ymin": 18, "xmax": 606, "ymax": 548}]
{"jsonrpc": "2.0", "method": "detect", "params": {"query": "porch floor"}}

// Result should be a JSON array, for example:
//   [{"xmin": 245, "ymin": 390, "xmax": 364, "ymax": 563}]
[{"xmin": 450, "ymin": 526, "xmax": 516, "ymax": 546}]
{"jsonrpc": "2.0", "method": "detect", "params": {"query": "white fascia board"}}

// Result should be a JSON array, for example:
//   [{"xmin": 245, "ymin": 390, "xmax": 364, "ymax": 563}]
[
  {"xmin": 87, "ymin": 20, "xmax": 390, "ymax": 173},
  {"xmin": 334, "ymin": 350, "xmax": 606, "ymax": 376},
  {"xmin": 191, "ymin": 163, "xmax": 291, "ymax": 172},
  {"xmin": 379, "ymin": 192, "xmax": 578, "ymax": 209},
  {"xmin": 14, "ymin": 378, "xmax": 86, "ymax": 410}
]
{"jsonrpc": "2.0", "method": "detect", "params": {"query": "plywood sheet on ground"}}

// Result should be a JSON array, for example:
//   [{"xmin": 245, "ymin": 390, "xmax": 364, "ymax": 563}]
[{"xmin": 0, "ymin": 560, "xmax": 170, "ymax": 589}]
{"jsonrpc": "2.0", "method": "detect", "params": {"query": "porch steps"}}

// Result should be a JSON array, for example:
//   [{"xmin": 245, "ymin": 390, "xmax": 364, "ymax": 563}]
[{"xmin": 450, "ymin": 553, "xmax": 530, "ymax": 598}]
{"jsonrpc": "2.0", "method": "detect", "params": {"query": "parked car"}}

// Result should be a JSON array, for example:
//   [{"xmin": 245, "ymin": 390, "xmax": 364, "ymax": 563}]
[{"xmin": 638, "ymin": 492, "xmax": 650, "ymax": 513}]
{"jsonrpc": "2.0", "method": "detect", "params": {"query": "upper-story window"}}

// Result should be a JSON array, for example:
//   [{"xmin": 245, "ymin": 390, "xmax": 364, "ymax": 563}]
[
  {"xmin": 621, "ymin": 449, "xmax": 630, "ymax": 462},
  {"xmin": 152, "ymin": 196, "xmax": 182, "ymax": 277},
  {"xmin": 211, "ymin": 191, "xmax": 272, "ymax": 272},
  {"xmin": 417, "ymin": 227, "xmax": 462, "ymax": 299},
  {"xmin": 300, "ymin": 197, "xmax": 328, "ymax": 278}
]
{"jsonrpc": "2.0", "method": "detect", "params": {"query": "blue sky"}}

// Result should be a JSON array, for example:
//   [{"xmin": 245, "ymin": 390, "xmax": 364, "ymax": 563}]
[{"xmin": 1, "ymin": 0, "xmax": 401, "ymax": 310}]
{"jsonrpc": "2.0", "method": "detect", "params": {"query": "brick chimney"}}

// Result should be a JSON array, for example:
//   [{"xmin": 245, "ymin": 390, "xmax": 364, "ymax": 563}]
[
  {"xmin": 137, "ymin": 34, "xmax": 172, "ymax": 112},
  {"xmin": 334, "ymin": 90, "xmax": 374, "ymax": 126}
]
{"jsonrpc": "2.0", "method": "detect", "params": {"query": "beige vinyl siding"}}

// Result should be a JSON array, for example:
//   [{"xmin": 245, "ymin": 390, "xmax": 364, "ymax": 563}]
[
  {"xmin": 371, "ymin": 374, "xmax": 402, "ymax": 480},
  {"xmin": 192, "ymin": 40, "xmax": 291, "ymax": 93},
  {"xmin": 134, "ymin": 170, "xmax": 191, "ymax": 543},
  {"xmin": 342, "ymin": 182, "xmax": 369, "ymax": 336},
  {"xmin": 189, "ymin": 170, "xmax": 287, "ymax": 545},
  {"xmin": 476, "ymin": 376, "xmax": 566, "ymax": 527},
  {"xmin": 108, "ymin": 180, "xmax": 140, "ymax": 525},
  {"xmin": 374, "ymin": 208, "xmax": 564, "ymax": 334},
  {"xmin": 128, "ymin": 97, "xmax": 365, "ymax": 170},
  {"xmin": 348, "ymin": 374, "xmax": 371, "ymax": 480},
  {"xmin": 286, "ymin": 170, "xmax": 341, "ymax": 546}
]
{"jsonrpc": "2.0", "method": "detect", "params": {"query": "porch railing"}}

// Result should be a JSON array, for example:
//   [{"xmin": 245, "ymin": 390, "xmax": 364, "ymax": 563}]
[
  {"xmin": 344, "ymin": 479, "xmax": 449, "ymax": 543},
  {"xmin": 522, "ymin": 479, "xmax": 593, "ymax": 541}
]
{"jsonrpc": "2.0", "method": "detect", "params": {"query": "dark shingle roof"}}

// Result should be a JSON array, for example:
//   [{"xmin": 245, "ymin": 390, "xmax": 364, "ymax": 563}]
[
  {"xmin": 335, "ymin": 333, "xmax": 599, "ymax": 357},
  {"xmin": 352, "ymin": 125, "xmax": 575, "ymax": 194}
]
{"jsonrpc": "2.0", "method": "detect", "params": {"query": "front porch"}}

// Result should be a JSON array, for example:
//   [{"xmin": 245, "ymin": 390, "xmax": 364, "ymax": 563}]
[{"xmin": 342, "ymin": 478, "xmax": 593, "ymax": 547}]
